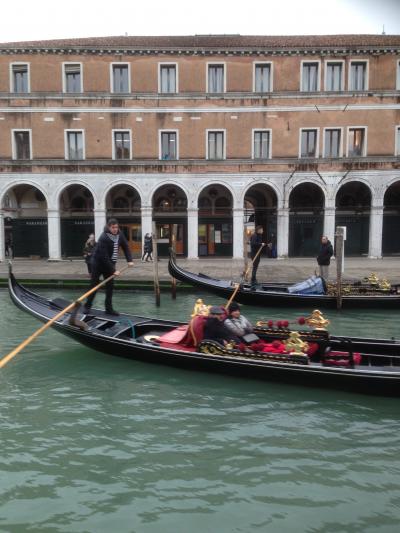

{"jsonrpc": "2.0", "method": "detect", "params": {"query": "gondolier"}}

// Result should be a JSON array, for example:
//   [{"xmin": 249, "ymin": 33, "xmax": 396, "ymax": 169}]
[
  {"xmin": 84, "ymin": 218, "xmax": 133, "ymax": 316},
  {"xmin": 250, "ymin": 226, "xmax": 265, "ymax": 287}
]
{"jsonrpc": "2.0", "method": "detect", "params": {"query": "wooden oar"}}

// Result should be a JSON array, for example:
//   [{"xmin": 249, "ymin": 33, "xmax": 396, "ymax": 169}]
[
  {"xmin": 0, "ymin": 264, "xmax": 132, "ymax": 369},
  {"xmin": 225, "ymin": 243, "xmax": 266, "ymax": 309}
]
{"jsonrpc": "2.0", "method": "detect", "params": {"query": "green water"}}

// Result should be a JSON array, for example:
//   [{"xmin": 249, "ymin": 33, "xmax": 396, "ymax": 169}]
[{"xmin": 1, "ymin": 288, "xmax": 400, "ymax": 533}]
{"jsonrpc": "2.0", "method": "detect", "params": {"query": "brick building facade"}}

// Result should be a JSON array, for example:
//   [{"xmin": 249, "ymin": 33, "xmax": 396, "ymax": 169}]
[{"xmin": 0, "ymin": 34, "xmax": 399, "ymax": 260}]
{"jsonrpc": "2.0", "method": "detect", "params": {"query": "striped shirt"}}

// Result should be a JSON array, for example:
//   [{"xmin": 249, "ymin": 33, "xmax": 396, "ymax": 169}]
[{"xmin": 107, "ymin": 232, "xmax": 120, "ymax": 263}]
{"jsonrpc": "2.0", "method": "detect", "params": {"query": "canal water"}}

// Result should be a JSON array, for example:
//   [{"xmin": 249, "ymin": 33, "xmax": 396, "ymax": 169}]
[{"xmin": 0, "ymin": 287, "xmax": 400, "ymax": 532}]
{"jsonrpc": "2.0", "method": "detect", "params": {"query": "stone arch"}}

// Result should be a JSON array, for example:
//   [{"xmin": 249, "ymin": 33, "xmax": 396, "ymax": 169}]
[
  {"xmin": 244, "ymin": 183, "xmax": 278, "ymax": 257},
  {"xmin": 383, "ymin": 180, "xmax": 400, "ymax": 255},
  {"xmin": 288, "ymin": 182, "xmax": 325, "ymax": 257}
]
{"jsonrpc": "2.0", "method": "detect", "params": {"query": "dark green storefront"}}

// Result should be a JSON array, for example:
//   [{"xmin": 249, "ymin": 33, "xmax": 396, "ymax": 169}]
[
  {"xmin": 12, "ymin": 219, "xmax": 49, "ymax": 258},
  {"xmin": 382, "ymin": 214, "xmax": 400, "ymax": 255},
  {"xmin": 61, "ymin": 219, "xmax": 94, "ymax": 257},
  {"xmin": 335, "ymin": 214, "xmax": 369, "ymax": 256},
  {"xmin": 289, "ymin": 215, "xmax": 323, "ymax": 257}
]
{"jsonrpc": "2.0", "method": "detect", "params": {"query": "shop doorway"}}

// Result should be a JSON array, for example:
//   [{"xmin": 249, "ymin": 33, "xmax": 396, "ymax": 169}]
[{"xmin": 119, "ymin": 223, "xmax": 142, "ymax": 257}]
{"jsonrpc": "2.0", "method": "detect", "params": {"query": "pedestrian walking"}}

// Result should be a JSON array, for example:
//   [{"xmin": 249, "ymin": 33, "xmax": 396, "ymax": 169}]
[
  {"xmin": 83, "ymin": 233, "xmax": 96, "ymax": 274},
  {"xmin": 317, "ymin": 235, "xmax": 334, "ymax": 281},
  {"xmin": 141, "ymin": 233, "xmax": 153, "ymax": 262},
  {"xmin": 83, "ymin": 218, "xmax": 133, "ymax": 316}
]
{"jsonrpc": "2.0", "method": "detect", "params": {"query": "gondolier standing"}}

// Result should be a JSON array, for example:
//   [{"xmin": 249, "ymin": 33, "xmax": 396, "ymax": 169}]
[
  {"xmin": 316, "ymin": 235, "xmax": 334, "ymax": 281},
  {"xmin": 250, "ymin": 226, "xmax": 265, "ymax": 287},
  {"xmin": 84, "ymin": 218, "xmax": 133, "ymax": 316}
]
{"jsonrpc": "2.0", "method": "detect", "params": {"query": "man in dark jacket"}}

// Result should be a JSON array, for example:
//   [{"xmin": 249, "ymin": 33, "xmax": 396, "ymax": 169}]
[
  {"xmin": 250, "ymin": 226, "xmax": 265, "ymax": 287},
  {"xmin": 203, "ymin": 306, "xmax": 240, "ymax": 346},
  {"xmin": 316, "ymin": 235, "xmax": 334, "ymax": 281},
  {"xmin": 84, "ymin": 218, "xmax": 133, "ymax": 316}
]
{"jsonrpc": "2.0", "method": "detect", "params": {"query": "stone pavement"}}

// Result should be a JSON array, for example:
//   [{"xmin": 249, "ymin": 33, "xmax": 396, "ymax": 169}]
[{"xmin": 1, "ymin": 256, "xmax": 400, "ymax": 283}]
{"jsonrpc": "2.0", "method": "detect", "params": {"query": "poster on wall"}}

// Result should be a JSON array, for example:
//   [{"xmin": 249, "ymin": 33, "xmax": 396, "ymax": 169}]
[{"xmin": 214, "ymin": 230, "xmax": 221, "ymax": 243}]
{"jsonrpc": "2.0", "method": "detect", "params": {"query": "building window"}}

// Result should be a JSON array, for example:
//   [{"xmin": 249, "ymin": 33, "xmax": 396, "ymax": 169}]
[
  {"xmin": 159, "ymin": 64, "xmax": 177, "ymax": 93},
  {"xmin": 11, "ymin": 63, "xmax": 29, "ymax": 93},
  {"xmin": 63, "ymin": 63, "xmax": 82, "ymax": 93},
  {"xmin": 347, "ymin": 127, "xmax": 366, "ymax": 157},
  {"xmin": 325, "ymin": 62, "xmax": 343, "ymax": 91},
  {"xmin": 207, "ymin": 64, "xmax": 225, "ymax": 93},
  {"xmin": 160, "ymin": 131, "xmax": 178, "ymax": 160},
  {"xmin": 300, "ymin": 129, "xmax": 318, "ymax": 158},
  {"xmin": 65, "ymin": 131, "xmax": 84, "ymax": 160},
  {"xmin": 349, "ymin": 61, "xmax": 368, "ymax": 91},
  {"xmin": 395, "ymin": 127, "xmax": 400, "ymax": 156},
  {"xmin": 301, "ymin": 62, "xmax": 319, "ymax": 92},
  {"xmin": 397, "ymin": 61, "xmax": 400, "ymax": 90},
  {"xmin": 12, "ymin": 130, "xmax": 31, "ymax": 159},
  {"xmin": 207, "ymin": 131, "xmax": 225, "ymax": 159},
  {"xmin": 111, "ymin": 64, "xmax": 130, "ymax": 93},
  {"xmin": 323, "ymin": 128, "xmax": 341, "ymax": 157},
  {"xmin": 113, "ymin": 130, "xmax": 131, "ymax": 160},
  {"xmin": 254, "ymin": 63, "xmax": 272, "ymax": 92},
  {"xmin": 253, "ymin": 130, "xmax": 271, "ymax": 159}
]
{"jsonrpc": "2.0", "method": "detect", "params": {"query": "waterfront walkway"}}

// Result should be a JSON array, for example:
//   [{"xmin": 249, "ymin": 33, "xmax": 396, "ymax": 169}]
[{"xmin": 1, "ymin": 256, "xmax": 400, "ymax": 283}]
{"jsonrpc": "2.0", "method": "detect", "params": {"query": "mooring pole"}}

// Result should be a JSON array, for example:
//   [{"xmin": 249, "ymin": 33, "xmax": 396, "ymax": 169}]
[
  {"xmin": 335, "ymin": 226, "xmax": 345, "ymax": 310},
  {"xmin": 171, "ymin": 224, "xmax": 177, "ymax": 299},
  {"xmin": 242, "ymin": 226, "xmax": 249, "ymax": 282},
  {"xmin": 152, "ymin": 222, "xmax": 160, "ymax": 307}
]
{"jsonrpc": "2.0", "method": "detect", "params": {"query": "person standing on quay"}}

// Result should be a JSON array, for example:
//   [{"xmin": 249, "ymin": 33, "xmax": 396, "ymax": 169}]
[
  {"xmin": 84, "ymin": 218, "xmax": 133, "ymax": 316},
  {"xmin": 250, "ymin": 225, "xmax": 265, "ymax": 287},
  {"xmin": 141, "ymin": 233, "xmax": 153, "ymax": 262},
  {"xmin": 83, "ymin": 233, "xmax": 96, "ymax": 274},
  {"xmin": 317, "ymin": 235, "xmax": 334, "ymax": 281}
]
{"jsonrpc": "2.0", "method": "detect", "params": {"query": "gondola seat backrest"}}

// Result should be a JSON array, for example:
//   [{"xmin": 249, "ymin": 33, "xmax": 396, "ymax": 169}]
[{"xmin": 183, "ymin": 314, "xmax": 208, "ymax": 347}]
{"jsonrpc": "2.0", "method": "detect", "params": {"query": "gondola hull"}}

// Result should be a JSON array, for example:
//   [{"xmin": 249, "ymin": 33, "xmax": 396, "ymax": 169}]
[
  {"xmin": 168, "ymin": 252, "xmax": 400, "ymax": 309},
  {"xmin": 7, "ymin": 269, "xmax": 400, "ymax": 397}
]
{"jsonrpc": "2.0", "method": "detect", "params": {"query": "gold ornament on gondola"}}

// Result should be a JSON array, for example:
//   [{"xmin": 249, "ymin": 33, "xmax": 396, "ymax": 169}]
[
  {"xmin": 366, "ymin": 272, "xmax": 379, "ymax": 285},
  {"xmin": 305, "ymin": 309, "xmax": 330, "ymax": 331},
  {"xmin": 379, "ymin": 279, "xmax": 391, "ymax": 291},
  {"xmin": 284, "ymin": 331, "xmax": 309, "ymax": 355},
  {"xmin": 191, "ymin": 298, "xmax": 210, "ymax": 317}
]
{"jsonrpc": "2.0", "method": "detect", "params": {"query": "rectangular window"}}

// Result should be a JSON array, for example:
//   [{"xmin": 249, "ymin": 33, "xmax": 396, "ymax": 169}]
[
  {"xmin": 254, "ymin": 64, "xmax": 271, "ymax": 92},
  {"xmin": 208, "ymin": 65, "xmax": 225, "ymax": 93},
  {"xmin": 397, "ymin": 61, "xmax": 400, "ymax": 90},
  {"xmin": 326, "ymin": 62, "xmax": 343, "ymax": 91},
  {"xmin": 11, "ymin": 64, "xmax": 29, "ymax": 93},
  {"xmin": 253, "ymin": 130, "xmax": 271, "ymax": 159},
  {"xmin": 66, "ymin": 131, "xmax": 84, "ymax": 160},
  {"xmin": 300, "ymin": 129, "xmax": 318, "ymax": 158},
  {"xmin": 13, "ymin": 131, "xmax": 31, "ymax": 159},
  {"xmin": 113, "ymin": 131, "xmax": 131, "ymax": 160},
  {"xmin": 348, "ymin": 128, "xmax": 366, "ymax": 156},
  {"xmin": 160, "ymin": 131, "xmax": 177, "ymax": 160},
  {"xmin": 301, "ymin": 62, "xmax": 319, "ymax": 92},
  {"xmin": 208, "ymin": 131, "xmax": 225, "ymax": 159},
  {"xmin": 112, "ymin": 64, "xmax": 129, "ymax": 93},
  {"xmin": 64, "ymin": 63, "xmax": 82, "ymax": 93},
  {"xmin": 350, "ymin": 62, "xmax": 367, "ymax": 91},
  {"xmin": 324, "ymin": 129, "xmax": 341, "ymax": 158},
  {"xmin": 159, "ymin": 64, "xmax": 177, "ymax": 93}
]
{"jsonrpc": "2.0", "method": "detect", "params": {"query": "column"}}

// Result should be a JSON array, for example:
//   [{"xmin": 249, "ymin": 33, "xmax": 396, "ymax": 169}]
[
  {"xmin": 47, "ymin": 208, "xmax": 61, "ymax": 261},
  {"xmin": 277, "ymin": 207, "xmax": 289, "ymax": 258},
  {"xmin": 187, "ymin": 207, "xmax": 198, "ymax": 259},
  {"xmin": 141, "ymin": 206, "xmax": 153, "ymax": 247},
  {"xmin": 368, "ymin": 204, "xmax": 384, "ymax": 259},
  {"xmin": 323, "ymin": 205, "xmax": 336, "ymax": 242},
  {"xmin": 94, "ymin": 208, "xmax": 106, "ymax": 240},
  {"xmin": 232, "ymin": 207, "xmax": 244, "ymax": 259},
  {"xmin": 0, "ymin": 211, "xmax": 4, "ymax": 262}
]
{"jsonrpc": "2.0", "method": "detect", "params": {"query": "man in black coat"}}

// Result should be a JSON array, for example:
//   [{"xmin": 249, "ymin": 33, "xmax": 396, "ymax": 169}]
[
  {"xmin": 250, "ymin": 226, "xmax": 265, "ymax": 287},
  {"xmin": 316, "ymin": 235, "xmax": 334, "ymax": 281},
  {"xmin": 84, "ymin": 218, "xmax": 133, "ymax": 316},
  {"xmin": 203, "ymin": 306, "xmax": 240, "ymax": 346}
]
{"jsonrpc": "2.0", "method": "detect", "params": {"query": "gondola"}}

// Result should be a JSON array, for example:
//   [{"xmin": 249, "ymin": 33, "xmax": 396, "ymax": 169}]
[
  {"xmin": 168, "ymin": 251, "xmax": 400, "ymax": 309},
  {"xmin": 7, "ymin": 266, "xmax": 400, "ymax": 397}
]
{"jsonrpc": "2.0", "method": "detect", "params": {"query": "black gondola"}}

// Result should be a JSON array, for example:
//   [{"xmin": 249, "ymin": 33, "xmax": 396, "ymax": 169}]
[
  {"xmin": 7, "ymin": 266, "xmax": 400, "ymax": 397},
  {"xmin": 168, "ymin": 251, "xmax": 400, "ymax": 309}
]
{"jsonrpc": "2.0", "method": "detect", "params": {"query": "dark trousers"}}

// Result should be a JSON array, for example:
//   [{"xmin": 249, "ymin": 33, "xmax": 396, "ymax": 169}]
[
  {"xmin": 85, "ymin": 264, "xmax": 115, "ymax": 310},
  {"xmin": 251, "ymin": 254, "xmax": 261, "ymax": 284}
]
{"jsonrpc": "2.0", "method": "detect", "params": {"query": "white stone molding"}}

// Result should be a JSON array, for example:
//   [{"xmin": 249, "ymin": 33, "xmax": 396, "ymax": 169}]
[
  {"xmin": 0, "ymin": 211, "xmax": 5, "ymax": 262},
  {"xmin": 187, "ymin": 207, "xmax": 199, "ymax": 259},
  {"xmin": 232, "ymin": 207, "xmax": 245, "ymax": 259},
  {"xmin": 47, "ymin": 208, "xmax": 61, "ymax": 261},
  {"xmin": 94, "ymin": 208, "xmax": 107, "ymax": 240},
  {"xmin": 277, "ymin": 207, "xmax": 290, "ymax": 258}
]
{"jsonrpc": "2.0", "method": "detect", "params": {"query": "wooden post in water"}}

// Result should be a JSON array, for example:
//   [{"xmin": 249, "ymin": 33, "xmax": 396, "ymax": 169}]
[
  {"xmin": 335, "ymin": 226, "xmax": 345, "ymax": 310},
  {"xmin": 171, "ymin": 224, "xmax": 177, "ymax": 299},
  {"xmin": 152, "ymin": 222, "xmax": 160, "ymax": 307}
]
